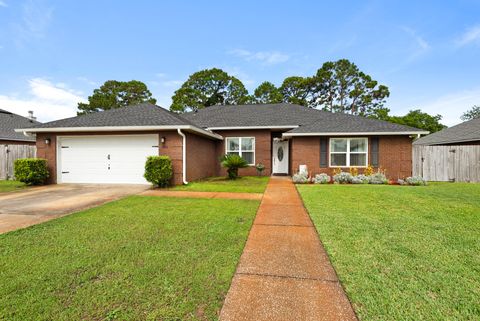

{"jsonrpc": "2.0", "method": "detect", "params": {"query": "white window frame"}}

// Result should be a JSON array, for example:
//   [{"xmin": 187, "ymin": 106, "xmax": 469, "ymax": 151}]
[
  {"xmin": 329, "ymin": 137, "xmax": 368, "ymax": 168},
  {"xmin": 225, "ymin": 137, "xmax": 255, "ymax": 165}
]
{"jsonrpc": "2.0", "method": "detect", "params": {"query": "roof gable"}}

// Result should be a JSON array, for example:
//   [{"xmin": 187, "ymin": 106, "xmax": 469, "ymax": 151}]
[
  {"xmin": 413, "ymin": 117, "xmax": 480, "ymax": 145},
  {"xmin": 183, "ymin": 103, "xmax": 426, "ymax": 134},
  {"xmin": 0, "ymin": 109, "xmax": 40, "ymax": 142}
]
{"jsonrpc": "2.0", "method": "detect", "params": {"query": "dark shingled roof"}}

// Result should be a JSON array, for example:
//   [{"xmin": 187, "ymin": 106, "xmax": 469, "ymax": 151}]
[
  {"xmin": 413, "ymin": 117, "xmax": 480, "ymax": 145},
  {"xmin": 183, "ymin": 103, "xmax": 425, "ymax": 134},
  {"xmin": 28, "ymin": 103, "xmax": 199, "ymax": 129},
  {"xmin": 0, "ymin": 109, "xmax": 40, "ymax": 142}
]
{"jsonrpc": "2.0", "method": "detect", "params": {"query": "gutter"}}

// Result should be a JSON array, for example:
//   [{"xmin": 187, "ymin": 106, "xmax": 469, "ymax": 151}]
[
  {"xmin": 177, "ymin": 129, "xmax": 188, "ymax": 185},
  {"xmin": 15, "ymin": 125, "xmax": 223, "ymax": 140},
  {"xmin": 282, "ymin": 131, "xmax": 430, "ymax": 137}
]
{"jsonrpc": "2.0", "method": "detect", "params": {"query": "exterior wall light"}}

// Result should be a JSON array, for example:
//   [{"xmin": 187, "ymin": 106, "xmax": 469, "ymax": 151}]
[
  {"xmin": 45, "ymin": 138, "xmax": 51, "ymax": 145},
  {"xmin": 160, "ymin": 137, "xmax": 166, "ymax": 144}
]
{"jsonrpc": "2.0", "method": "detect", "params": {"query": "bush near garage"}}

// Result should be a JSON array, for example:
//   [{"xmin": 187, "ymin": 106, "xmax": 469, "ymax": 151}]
[
  {"xmin": 13, "ymin": 158, "xmax": 49, "ymax": 185},
  {"xmin": 144, "ymin": 156, "xmax": 173, "ymax": 187}
]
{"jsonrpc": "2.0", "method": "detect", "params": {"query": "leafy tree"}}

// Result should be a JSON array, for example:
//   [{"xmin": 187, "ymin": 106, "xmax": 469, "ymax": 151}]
[
  {"xmin": 251, "ymin": 81, "xmax": 283, "ymax": 104},
  {"xmin": 170, "ymin": 68, "xmax": 249, "ymax": 113},
  {"xmin": 314, "ymin": 59, "xmax": 390, "ymax": 116},
  {"xmin": 279, "ymin": 76, "xmax": 318, "ymax": 107},
  {"xmin": 388, "ymin": 109, "xmax": 446, "ymax": 133},
  {"xmin": 77, "ymin": 80, "xmax": 156, "ymax": 115},
  {"xmin": 461, "ymin": 105, "xmax": 480, "ymax": 121},
  {"xmin": 279, "ymin": 59, "xmax": 390, "ymax": 117}
]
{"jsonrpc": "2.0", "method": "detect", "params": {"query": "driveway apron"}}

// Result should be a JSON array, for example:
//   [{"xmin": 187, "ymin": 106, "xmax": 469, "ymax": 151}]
[{"xmin": 220, "ymin": 177, "xmax": 357, "ymax": 321}]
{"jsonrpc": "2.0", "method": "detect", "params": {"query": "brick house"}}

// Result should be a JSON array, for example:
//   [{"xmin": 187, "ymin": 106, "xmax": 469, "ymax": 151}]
[{"xmin": 15, "ymin": 103, "xmax": 428, "ymax": 185}]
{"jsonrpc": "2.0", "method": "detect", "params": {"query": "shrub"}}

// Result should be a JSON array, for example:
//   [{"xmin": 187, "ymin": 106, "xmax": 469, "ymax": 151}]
[
  {"xmin": 144, "ymin": 156, "xmax": 173, "ymax": 187},
  {"xmin": 349, "ymin": 167, "xmax": 359, "ymax": 177},
  {"xmin": 292, "ymin": 172, "xmax": 309, "ymax": 184},
  {"xmin": 220, "ymin": 154, "xmax": 249, "ymax": 180},
  {"xmin": 369, "ymin": 172, "xmax": 388, "ymax": 184},
  {"xmin": 364, "ymin": 165, "xmax": 374, "ymax": 176},
  {"xmin": 333, "ymin": 171, "xmax": 353, "ymax": 184},
  {"xmin": 406, "ymin": 176, "xmax": 427, "ymax": 186},
  {"xmin": 314, "ymin": 173, "xmax": 330, "ymax": 184},
  {"xmin": 351, "ymin": 174, "xmax": 370, "ymax": 184},
  {"xmin": 14, "ymin": 158, "xmax": 49, "ymax": 185}
]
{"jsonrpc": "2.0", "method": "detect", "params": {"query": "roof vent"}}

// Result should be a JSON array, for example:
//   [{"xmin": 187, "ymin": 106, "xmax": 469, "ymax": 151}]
[{"xmin": 28, "ymin": 110, "xmax": 37, "ymax": 120}]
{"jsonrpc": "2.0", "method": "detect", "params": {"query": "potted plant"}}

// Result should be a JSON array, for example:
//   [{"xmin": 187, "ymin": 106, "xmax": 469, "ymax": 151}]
[{"xmin": 255, "ymin": 163, "xmax": 265, "ymax": 176}]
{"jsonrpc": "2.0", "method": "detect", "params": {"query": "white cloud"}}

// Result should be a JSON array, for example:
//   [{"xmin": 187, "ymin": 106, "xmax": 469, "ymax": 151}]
[
  {"xmin": 0, "ymin": 1, "xmax": 8, "ymax": 8},
  {"xmin": 229, "ymin": 49, "xmax": 290, "ymax": 65},
  {"xmin": 11, "ymin": 0, "xmax": 54, "ymax": 47},
  {"xmin": 0, "ymin": 78, "xmax": 85, "ymax": 122},
  {"xmin": 403, "ymin": 87, "xmax": 480, "ymax": 126},
  {"xmin": 401, "ymin": 27, "xmax": 430, "ymax": 59},
  {"xmin": 456, "ymin": 25, "xmax": 480, "ymax": 47}
]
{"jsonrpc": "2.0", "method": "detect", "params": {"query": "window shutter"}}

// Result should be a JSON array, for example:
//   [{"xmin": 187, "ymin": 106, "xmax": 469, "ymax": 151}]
[
  {"xmin": 320, "ymin": 137, "xmax": 328, "ymax": 167},
  {"xmin": 371, "ymin": 137, "xmax": 379, "ymax": 167}
]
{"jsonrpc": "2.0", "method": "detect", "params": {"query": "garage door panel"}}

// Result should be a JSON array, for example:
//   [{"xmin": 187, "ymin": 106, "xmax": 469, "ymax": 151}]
[{"xmin": 58, "ymin": 135, "xmax": 158, "ymax": 184}]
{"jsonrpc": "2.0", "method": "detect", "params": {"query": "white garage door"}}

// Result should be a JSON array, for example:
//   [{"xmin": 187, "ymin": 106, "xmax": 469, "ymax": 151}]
[{"xmin": 58, "ymin": 135, "xmax": 158, "ymax": 184}]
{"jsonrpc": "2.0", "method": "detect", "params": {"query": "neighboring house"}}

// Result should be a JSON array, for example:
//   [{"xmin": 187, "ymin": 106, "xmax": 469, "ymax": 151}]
[
  {"xmin": 15, "ymin": 103, "xmax": 427, "ymax": 185},
  {"xmin": 0, "ymin": 109, "xmax": 38, "ymax": 145},
  {"xmin": 412, "ymin": 117, "xmax": 480, "ymax": 182},
  {"xmin": 1, "ymin": 109, "xmax": 39, "ymax": 180}
]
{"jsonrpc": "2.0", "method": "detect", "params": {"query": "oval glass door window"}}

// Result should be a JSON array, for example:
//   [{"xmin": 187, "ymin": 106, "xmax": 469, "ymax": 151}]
[{"xmin": 277, "ymin": 146, "xmax": 284, "ymax": 161}]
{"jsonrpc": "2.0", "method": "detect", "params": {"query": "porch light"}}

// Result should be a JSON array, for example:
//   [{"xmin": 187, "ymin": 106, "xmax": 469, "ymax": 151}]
[
  {"xmin": 44, "ymin": 138, "xmax": 51, "ymax": 145},
  {"xmin": 160, "ymin": 136, "xmax": 166, "ymax": 144}
]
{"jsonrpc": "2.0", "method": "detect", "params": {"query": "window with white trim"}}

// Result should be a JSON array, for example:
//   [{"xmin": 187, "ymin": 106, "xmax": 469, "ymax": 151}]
[
  {"xmin": 329, "ymin": 138, "xmax": 368, "ymax": 167},
  {"xmin": 226, "ymin": 137, "xmax": 255, "ymax": 165}
]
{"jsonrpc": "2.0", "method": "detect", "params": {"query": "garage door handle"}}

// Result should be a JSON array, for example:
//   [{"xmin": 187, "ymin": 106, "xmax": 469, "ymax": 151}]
[
  {"xmin": 62, "ymin": 171, "xmax": 69, "ymax": 174},
  {"xmin": 107, "ymin": 154, "xmax": 110, "ymax": 160}
]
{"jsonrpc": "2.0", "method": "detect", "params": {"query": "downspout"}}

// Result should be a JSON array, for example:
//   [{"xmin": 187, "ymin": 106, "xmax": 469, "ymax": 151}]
[{"xmin": 177, "ymin": 129, "xmax": 188, "ymax": 185}]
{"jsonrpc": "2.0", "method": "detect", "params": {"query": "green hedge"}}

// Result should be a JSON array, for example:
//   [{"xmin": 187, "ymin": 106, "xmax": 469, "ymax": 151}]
[
  {"xmin": 144, "ymin": 156, "xmax": 173, "ymax": 187},
  {"xmin": 14, "ymin": 158, "xmax": 49, "ymax": 185}
]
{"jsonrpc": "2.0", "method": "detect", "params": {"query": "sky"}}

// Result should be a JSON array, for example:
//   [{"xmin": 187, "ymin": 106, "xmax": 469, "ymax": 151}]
[{"xmin": 0, "ymin": 0, "xmax": 479, "ymax": 126}]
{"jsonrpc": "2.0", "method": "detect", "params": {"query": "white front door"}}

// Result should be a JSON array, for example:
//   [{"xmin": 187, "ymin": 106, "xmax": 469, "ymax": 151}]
[
  {"xmin": 57, "ymin": 135, "xmax": 158, "ymax": 184},
  {"xmin": 272, "ymin": 140, "xmax": 289, "ymax": 174}
]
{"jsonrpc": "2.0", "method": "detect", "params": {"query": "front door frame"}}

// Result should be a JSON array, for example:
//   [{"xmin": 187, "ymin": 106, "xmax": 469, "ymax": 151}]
[{"xmin": 272, "ymin": 138, "xmax": 289, "ymax": 175}]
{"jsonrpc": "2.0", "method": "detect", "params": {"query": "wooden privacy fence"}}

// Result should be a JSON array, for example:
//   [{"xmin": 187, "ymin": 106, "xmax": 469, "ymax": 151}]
[
  {"xmin": 0, "ymin": 144, "xmax": 36, "ymax": 180},
  {"xmin": 413, "ymin": 145, "xmax": 480, "ymax": 182}
]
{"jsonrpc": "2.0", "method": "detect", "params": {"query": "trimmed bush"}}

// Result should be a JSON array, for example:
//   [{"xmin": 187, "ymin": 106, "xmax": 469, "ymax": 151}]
[
  {"xmin": 14, "ymin": 158, "xmax": 49, "ymax": 185},
  {"xmin": 314, "ymin": 173, "xmax": 330, "ymax": 184},
  {"xmin": 333, "ymin": 172, "xmax": 353, "ymax": 184},
  {"xmin": 292, "ymin": 172, "xmax": 309, "ymax": 184},
  {"xmin": 369, "ymin": 172, "xmax": 388, "ymax": 184},
  {"xmin": 220, "ymin": 154, "xmax": 249, "ymax": 179},
  {"xmin": 144, "ymin": 156, "xmax": 173, "ymax": 187},
  {"xmin": 351, "ymin": 174, "xmax": 370, "ymax": 184},
  {"xmin": 406, "ymin": 176, "xmax": 427, "ymax": 186}
]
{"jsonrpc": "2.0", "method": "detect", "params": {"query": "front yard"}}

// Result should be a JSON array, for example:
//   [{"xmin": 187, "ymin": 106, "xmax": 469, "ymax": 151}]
[
  {"xmin": 170, "ymin": 176, "xmax": 269, "ymax": 193},
  {"xmin": 0, "ymin": 196, "xmax": 259, "ymax": 320},
  {"xmin": 297, "ymin": 183, "xmax": 480, "ymax": 320},
  {"xmin": 0, "ymin": 180, "xmax": 26, "ymax": 193}
]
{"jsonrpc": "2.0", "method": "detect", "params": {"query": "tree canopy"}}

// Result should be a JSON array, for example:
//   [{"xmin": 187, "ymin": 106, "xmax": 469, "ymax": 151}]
[
  {"xmin": 77, "ymin": 80, "xmax": 156, "ymax": 115},
  {"xmin": 251, "ymin": 81, "xmax": 283, "ymax": 104},
  {"xmin": 461, "ymin": 105, "xmax": 480, "ymax": 121},
  {"xmin": 387, "ymin": 109, "xmax": 446, "ymax": 133},
  {"xmin": 170, "ymin": 68, "xmax": 249, "ymax": 113}
]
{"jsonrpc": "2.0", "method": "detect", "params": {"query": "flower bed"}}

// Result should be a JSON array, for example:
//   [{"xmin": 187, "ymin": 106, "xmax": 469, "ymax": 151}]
[{"xmin": 292, "ymin": 171, "xmax": 427, "ymax": 186}]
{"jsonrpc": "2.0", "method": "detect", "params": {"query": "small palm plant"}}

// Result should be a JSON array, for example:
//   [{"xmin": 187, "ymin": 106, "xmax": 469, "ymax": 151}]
[{"xmin": 220, "ymin": 154, "xmax": 249, "ymax": 179}]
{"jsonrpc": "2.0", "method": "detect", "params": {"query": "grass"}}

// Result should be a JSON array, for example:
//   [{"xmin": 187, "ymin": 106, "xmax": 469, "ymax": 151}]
[
  {"xmin": 297, "ymin": 183, "xmax": 480, "ymax": 321},
  {"xmin": 170, "ymin": 176, "xmax": 269, "ymax": 193},
  {"xmin": 0, "ymin": 196, "xmax": 259, "ymax": 320},
  {"xmin": 0, "ymin": 180, "xmax": 26, "ymax": 193}
]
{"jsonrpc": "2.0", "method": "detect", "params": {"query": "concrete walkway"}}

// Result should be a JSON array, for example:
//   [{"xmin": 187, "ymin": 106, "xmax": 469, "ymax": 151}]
[
  {"xmin": 220, "ymin": 177, "xmax": 357, "ymax": 321},
  {"xmin": 141, "ymin": 190, "xmax": 263, "ymax": 200}
]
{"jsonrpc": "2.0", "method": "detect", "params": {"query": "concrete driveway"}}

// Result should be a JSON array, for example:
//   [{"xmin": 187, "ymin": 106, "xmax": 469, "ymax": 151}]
[{"xmin": 0, "ymin": 184, "xmax": 149, "ymax": 234}]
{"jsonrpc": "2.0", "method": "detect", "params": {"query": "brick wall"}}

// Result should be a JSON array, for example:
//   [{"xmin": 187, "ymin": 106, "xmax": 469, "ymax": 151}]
[
  {"xmin": 36, "ymin": 133, "xmax": 57, "ymax": 184},
  {"xmin": 290, "ymin": 135, "xmax": 414, "ymax": 179},
  {"xmin": 214, "ymin": 130, "xmax": 272, "ymax": 176},
  {"xmin": 185, "ymin": 132, "xmax": 217, "ymax": 182}
]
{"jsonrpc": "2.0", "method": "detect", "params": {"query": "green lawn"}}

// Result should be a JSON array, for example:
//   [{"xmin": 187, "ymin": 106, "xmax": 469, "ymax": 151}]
[
  {"xmin": 297, "ymin": 183, "xmax": 480, "ymax": 320},
  {"xmin": 0, "ymin": 180, "xmax": 26, "ymax": 193},
  {"xmin": 0, "ymin": 196, "xmax": 259, "ymax": 320},
  {"xmin": 170, "ymin": 176, "xmax": 269, "ymax": 193}
]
